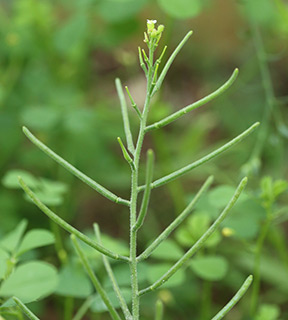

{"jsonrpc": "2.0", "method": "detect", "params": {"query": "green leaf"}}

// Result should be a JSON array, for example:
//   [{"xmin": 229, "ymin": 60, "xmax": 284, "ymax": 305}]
[
  {"xmin": 16, "ymin": 229, "xmax": 55, "ymax": 257},
  {"xmin": 157, "ymin": 0, "xmax": 203, "ymax": 19},
  {"xmin": 55, "ymin": 262, "xmax": 93, "ymax": 298},
  {"xmin": 150, "ymin": 239, "xmax": 184, "ymax": 261},
  {"xmin": 91, "ymin": 288, "xmax": 132, "ymax": 313},
  {"xmin": 190, "ymin": 255, "xmax": 228, "ymax": 281},
  {"xmin": 2, "ymin": 170, "xmax": 39, "ymax": 189},
  {"xmin": 146, "ymin": 263, "xmax": 185, "ymax": 288},
  {"xmin": 0, "ymin": 220, "xmax": 27, "ymax": 253},
  {"xmin": 175, "ymin": 213, "xmax": 221, "ymax": 248},
  {"xmin": 0, "ymin": 261, "xmax": 58, "ymax": 303},
  {"xmin": 209, "ymin": 185, "xmax": 248, "ymax": 209},
  {"xmin": 255, "ymin": 304, "xmax": 280, "ymax": 320},
  {"xmin": 223, "ymin": 200, "xmax": 265, "ymax": 240}
]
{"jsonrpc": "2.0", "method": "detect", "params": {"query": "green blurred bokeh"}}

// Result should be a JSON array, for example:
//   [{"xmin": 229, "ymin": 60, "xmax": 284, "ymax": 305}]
[{"xmin": 0, "ymin": 0, "xmax": 288, "ymax": 319}]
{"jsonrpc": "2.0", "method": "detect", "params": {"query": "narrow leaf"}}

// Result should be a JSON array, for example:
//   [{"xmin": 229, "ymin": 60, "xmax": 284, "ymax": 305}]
[
  {"xmin": 139, "ymin": 122, "xmax": 259, "ymax": 191},
  {"xmin": 71, "ymin": 235, "xmax": 122, "ymax": 320},
  {"xmin": 18, "ymin": 177, "xmax": 129, "ymax": 262},
  {"xmin": 211, "ymin": 275, "xmax": 253, "ymax": 320},
  {"xmin": 151, "ymin": 31, "xmax": 193, "ymax": 96},
  {"xmin": 117, "ymin": 137, "xmax": 135, "ymax": 170},
  {"xmin": 133, "ymin": 149, "xmax": 155, "ymax": 231},
  {"xmin": 138, "ymin": 175, "xmax": 213, "ymax": 261},
  {"xmin": 139, "ymin": 177, "xmax": 248, "ymax": 296},
  {"xmin": 146, "ymin": 68, "xmax": 239, "ymax": 132},
  {"xmin": 115, "ymin": 78, "xmax": 135, "ymax": 154},
  {"xmin": 22, "ymin": 127, "xmax": 130, "ymax": 207},
  {"xmin": 94, "ymin": 224, "xmax": 132, "ymax": 320}
]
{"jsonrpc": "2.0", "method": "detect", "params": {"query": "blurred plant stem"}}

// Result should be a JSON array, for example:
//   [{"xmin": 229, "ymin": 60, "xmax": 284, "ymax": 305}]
[
  {"xmin": 250, "ymin": 207, "xmax": 273, "ymax": 316},
  {"xmin": 200, "ymin": 280, "xmax": 212, "ymax": 320}
]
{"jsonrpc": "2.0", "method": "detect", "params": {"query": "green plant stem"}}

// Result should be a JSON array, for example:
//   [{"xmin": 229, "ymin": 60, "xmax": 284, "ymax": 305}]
[
  {"xmin": 18, "ymin": 177, "xmax": 129, "ymax": 262},
  {"xmin": 137, "ymin": 175, "xmax": 213, "ymax": 262},
  {"xmin": 250, "ymin": 213, "xmax": 273, "ymax": 316},
  {"xmin": 71, "ymin": 235, "xmax": 122, "ymax": 320},
  {"xmin": 116, "ymin": 78, "xmax": 135, "ymax": 154},
  {"xmin": 155, "ymin": 300, "xmax": 164, "ymax": 320},
  {"xmin": 22, "ymin": 127, "xmax": 130, "ymax": 207},
  {"xmin": 72, "ymin": 297, "xmax": 93, "ymax": 320},
  {"xmin": 139, "ymin": 123, "xmax": 259, "ymax": 191},
  {"xmin": 49, "ymin": 220, "xmax": 67, "ymax": 264},
  {"xmin": 268, "ymin": 226, "xmax": 288, "ymax": 272},
  {"xmin": 125, "ymin": 86, "xmax": 142, "ymax": 119},
  {"xmin": 211, "ymin": 275, "xmax": 253, "ymax": 320},
  {"xmin": 146, "ymin": 68, "xmax": 239, "ymax": 132},
  {"xmin": 248, "ymin": 20, "xmax": 275, "ymax": 162},
  {"xmin": 94, "ymin": 224, "xmax": 132, "ymax": 320},
  {"xmin": 64, "ymin": 296, "xmax": 74, "ymax": 320},
  {"xmin": 200, "ymin": 280, "xmax": 212, "ymax": 320},
  {"xmin": 133, "ymin": 149, "xmax": 154, "ymax": 231},
  {"xmin": 138, "ymin": 177, "xmax": 248, "ymax": 296},
  {"xmin": 128, "ymin": 41, "xmax": 156, "ymax": 320},
  {"xmin": 117, "ymin": 137, "xmax": 135, "ymax": 170},
  {"xmin": 151, "ymin": 31, "xmax": 193, "ymax": 96},
  {"xmin": 13, "ymin": 297, "xmax": 40, "ymax": 320}
]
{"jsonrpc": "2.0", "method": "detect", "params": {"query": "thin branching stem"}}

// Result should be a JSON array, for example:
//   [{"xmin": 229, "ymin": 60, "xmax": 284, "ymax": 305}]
[
  {"xmin": 71, "ymin": 235, "xmax": 122, "ymax": 320},
  {"xmin": 125, "ymin": 86, "xmax": 142, "ymax": 119},
  {"xmin": 155, "ymin": 300, "xmax": 164, "ymax": 320},
  {"xmin": 151, "ymin": 31, "xmax": 193, "ymax": 96},
  {"xmin": 13, "ymin": 297, "xmax": 40, "ymax": 320},
  {"xmin": 137, "ymin": 175, "xmax": 214, "ymax": 262},
  {"xmin": 133, "ymin": 149, "xmax": 154, "ymax": 231},
  {"xmin": 139, "ymin": 122, "xmax": 259, "ymax": 192},
  {"xmin": 138, "ymin": 177, "xmax": 248, "ymax": 296},
  {"xmin": 146, "ymin": 68, "xmax": 239, "ymax": 132},
  {"xmin": 18, "ymin": 177, "xmax": 129, "ymax": 262},
  {"xmin": 116, "ymin": 78, "xmax": 135, "ymax": 154},
  {"xmin": 71, "ymin": 297, "xmax": 93, "ymax": 320},
  {"xmin": 94, "ymin": 224, "xmax": 132, "ymax": 320},
  {"xmin": 211, "ymin": 275, "xmax": 253, "ymax": 320},
  {"xmin": 22, "ymin": 127, "xmax": 130, "ymax": 207},
  {"xmin": 117, "ymin": 137, "xmax": 135, "ymax": 170},
  {"xmin": 138, "ymin": 47, "xmax": 148, "ymax": 75}
]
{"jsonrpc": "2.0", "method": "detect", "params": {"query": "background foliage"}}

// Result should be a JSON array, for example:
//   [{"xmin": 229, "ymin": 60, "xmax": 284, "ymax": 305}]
[{"xmin": 0, "ymin": 0, "xmax": 288, "ymax": 319}]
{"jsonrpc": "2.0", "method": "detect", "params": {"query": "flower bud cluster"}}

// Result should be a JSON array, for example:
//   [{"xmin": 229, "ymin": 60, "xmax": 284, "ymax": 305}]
[{"xmin": 144, "ymin": 19, "xmax": 164, "ymax": 47}]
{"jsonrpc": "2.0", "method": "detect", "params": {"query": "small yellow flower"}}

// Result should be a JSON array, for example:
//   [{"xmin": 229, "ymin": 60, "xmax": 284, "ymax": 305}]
[{"xmin": 222, "ymin": 227, "xmax": 235, "ymax": 237}]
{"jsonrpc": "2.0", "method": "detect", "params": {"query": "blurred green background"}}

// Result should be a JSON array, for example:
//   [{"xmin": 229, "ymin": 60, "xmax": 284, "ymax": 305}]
[{"xmin": 0, "ymin": 0, "xmax": 288, "ymax": 319}]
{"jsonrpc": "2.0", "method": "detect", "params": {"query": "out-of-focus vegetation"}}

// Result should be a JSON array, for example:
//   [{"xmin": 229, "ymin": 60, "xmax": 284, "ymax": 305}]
[{"xmin": 0, "ymin": 0, "xmax": 288, "ymax": 319}]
